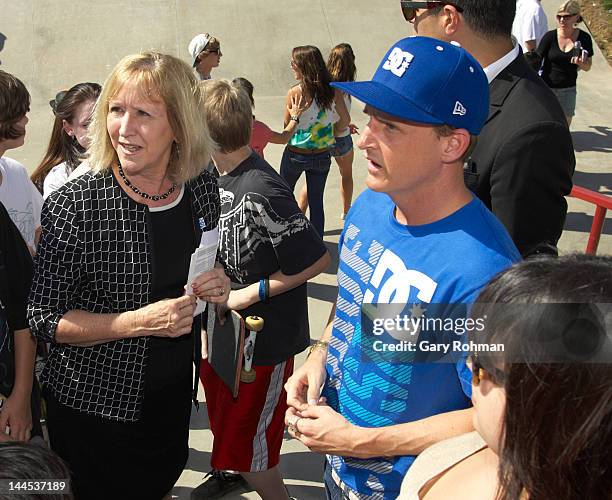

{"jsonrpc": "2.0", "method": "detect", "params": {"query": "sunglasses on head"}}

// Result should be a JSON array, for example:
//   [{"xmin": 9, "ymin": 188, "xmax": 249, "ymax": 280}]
[
  {"xmin": 400, "ymin": 1, "xmax": 463, "ymax": 22},
  {"xmin": 556, "ymin": 13, "xmax": 577, "ymax": 20}
]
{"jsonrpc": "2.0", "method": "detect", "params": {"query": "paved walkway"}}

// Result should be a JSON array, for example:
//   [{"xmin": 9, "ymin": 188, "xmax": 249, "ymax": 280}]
[{"xmin": 1, "ymin": 1, "xmax": 610, "ymax": 498}]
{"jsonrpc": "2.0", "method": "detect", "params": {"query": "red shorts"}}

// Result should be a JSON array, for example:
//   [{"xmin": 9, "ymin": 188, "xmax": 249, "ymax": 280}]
[{"xmin": 200, "ymin": 358, "xmax": 294, "ymax": 472}]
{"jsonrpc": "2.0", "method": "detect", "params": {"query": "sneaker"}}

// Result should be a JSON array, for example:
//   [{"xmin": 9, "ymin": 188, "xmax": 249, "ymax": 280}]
[{"xmin": 191, "ymin": 470, "xmax": 249, "ymax": 499}]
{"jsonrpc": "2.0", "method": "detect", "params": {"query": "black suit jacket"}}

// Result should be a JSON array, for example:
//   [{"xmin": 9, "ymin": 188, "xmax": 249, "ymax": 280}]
[{"xmin": 464, "ymin": 54, "xmax": 575, "ymax": 257}]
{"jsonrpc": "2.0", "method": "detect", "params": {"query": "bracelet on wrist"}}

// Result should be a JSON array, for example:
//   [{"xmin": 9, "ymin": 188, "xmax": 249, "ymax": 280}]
[
  {"xmin": 258, "ymin": 278, "xmax": 270, "ymax": 303},
  {"xmin": 307, "ymin": 340, "xmax": 329, "ymax": 358},
  {"xmin": 290, "ymin": 115, "xmax": 299, "ymax": 123}
]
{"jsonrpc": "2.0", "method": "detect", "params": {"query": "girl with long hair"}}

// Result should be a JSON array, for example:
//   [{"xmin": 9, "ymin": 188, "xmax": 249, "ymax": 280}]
[
  {"xmin": 279, "ymin": 45, "xmax": 349, "ymax": 238},
  {"xmin": 30, "ymin": 82, "xmax": 101, "ymax": 198},
  {"xmin": 298, "ymin": 43, "xmax": 357, "ymax": 219}
]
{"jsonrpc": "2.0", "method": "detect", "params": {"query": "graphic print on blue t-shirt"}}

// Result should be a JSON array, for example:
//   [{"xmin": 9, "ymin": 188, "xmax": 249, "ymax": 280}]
[{"xmin": 323, "ymin": 189, "xmax": 520, "ymax": 499}]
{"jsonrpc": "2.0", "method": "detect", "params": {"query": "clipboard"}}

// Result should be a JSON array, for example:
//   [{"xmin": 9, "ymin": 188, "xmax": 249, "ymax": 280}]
[{"xmin": 207, "ymin": 310, "xmax": 245, "ymax": 398}]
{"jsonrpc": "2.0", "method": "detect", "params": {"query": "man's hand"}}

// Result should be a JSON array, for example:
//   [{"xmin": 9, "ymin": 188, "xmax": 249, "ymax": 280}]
[
  {"xmin": 0, "ymin": 394, "xmax": 32, "ymax": 442},
  {"xmin": 285, "ymin": 349, "xmax": 327, "ymax": 410},
  {"xmin": 285, "ymin": 404, "xmax": 368, "ymax": 457}
]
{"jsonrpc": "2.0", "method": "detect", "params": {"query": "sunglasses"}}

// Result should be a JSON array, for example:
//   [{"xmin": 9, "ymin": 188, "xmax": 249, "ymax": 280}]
[
  {"xmin": 400, "ymin": 1, "xmax": 463, "ymax": 22},
  {"xmin": 556, "ymin": 14, "xmax": 577, "ymax": 21},
  {"xmin": 467, "ymin": 354, "xmax": 505, "ymax": 387}
]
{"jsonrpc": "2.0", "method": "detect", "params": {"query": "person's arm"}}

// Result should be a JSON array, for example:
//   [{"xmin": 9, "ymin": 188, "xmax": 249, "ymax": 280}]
[
  {"xmin": 268, "ymin": 93, "xmax": 308, "ymax": 144},
  {"xmin": 0, "ymin": 328, "xmax": 36, "ymax": 441},
  {"xmin": 524, "ymin": 39, "xmax": 537, "ymax": 52},
  {"xmin": 572, "ymin": 33, "xmax": 593, "ymax": 71},
  {"xmin": 283, "ymin": 87, "xmax": 300, "ymax": 127},
  {"xmin": 290, "ymin": 405, "xmax": 474, "ymax": 458},
  {"xmin": 333, "ymin": 89, "xmax": 350, "ymax": 134},
  {"xmin": 490, "ymin": 121, "xmax": 574, "ymax": 256},
  {"xmin": 194, "ymin": 251, "xmax": 330, "ymax": 312},
  {"xmin": 285, "ymin": 302, "xmax": 336, "ymax": 409}
]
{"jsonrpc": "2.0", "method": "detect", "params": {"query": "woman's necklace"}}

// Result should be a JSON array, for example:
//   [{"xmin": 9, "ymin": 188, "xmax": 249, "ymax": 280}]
[{"xmin": 117, "ymin": 163, "xmax": 177, "ymax": 201}]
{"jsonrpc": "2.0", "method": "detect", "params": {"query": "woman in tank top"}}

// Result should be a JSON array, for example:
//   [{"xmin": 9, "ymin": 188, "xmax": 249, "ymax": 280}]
[{"xmin": 279, "ymin": 45, "xmax": 349, "ymax": 238}]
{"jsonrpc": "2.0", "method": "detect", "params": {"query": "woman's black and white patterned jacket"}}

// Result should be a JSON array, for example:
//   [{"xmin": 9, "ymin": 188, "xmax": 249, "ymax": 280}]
[{"xmin": 27, "ymin": 169, "xmax": 220, "ymax": 422}]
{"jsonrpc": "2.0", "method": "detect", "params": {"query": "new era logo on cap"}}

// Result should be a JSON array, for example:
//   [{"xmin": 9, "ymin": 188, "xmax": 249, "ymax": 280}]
[
  {"xmin": 453, "ymin": 101, "xmax": 467, "ymax": 116},
  {"xmin": 382, "ymin": 47, "xmax": 414, "ymax": 77}
]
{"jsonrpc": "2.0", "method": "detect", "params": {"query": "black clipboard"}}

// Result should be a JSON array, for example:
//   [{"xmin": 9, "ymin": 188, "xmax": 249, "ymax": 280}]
[{"xmin": 207, "ymin": 310, "xmax": 245, "ymax": 398}]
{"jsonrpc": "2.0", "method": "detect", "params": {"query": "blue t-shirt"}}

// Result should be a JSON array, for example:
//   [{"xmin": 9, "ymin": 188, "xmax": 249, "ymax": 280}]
[{"xmin": 323, "ymin": 189, "xmax": 520, "ymax": 499}]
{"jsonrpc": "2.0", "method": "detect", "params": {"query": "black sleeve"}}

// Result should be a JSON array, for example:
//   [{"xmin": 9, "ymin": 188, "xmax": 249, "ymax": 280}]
[
  {"xmin": 579, "ymin": 30, "xmax": 594, "ymax": 57},
  {"xmin": 256, "ymin": 173, "xmax": 327, "ymax": 276},
  {"xmin": 536, "ymin": 30, "xmax": 553, "ymax": 58},
  {"xmin": 0, "ymin": 202, "xmax": 33, "ymax": 331},
  {"xmin": 27, "ymin": 189, "xmax": 84, "ymax": 343}
]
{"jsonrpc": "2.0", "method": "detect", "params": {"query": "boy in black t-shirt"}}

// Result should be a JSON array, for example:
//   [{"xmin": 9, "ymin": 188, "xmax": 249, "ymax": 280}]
[
  {"xmin": 0, "ymin": 201, "xmax": 38, "ymax": 442},
  {"xmin": 192, "ymin": 79, "xmax": 329, "ymax": 499}
]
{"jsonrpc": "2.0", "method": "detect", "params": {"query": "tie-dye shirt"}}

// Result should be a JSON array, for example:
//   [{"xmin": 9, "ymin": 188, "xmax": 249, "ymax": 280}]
[{"xmin": 288, "ymin": 98, "xmax": 338, "ymax": 150}]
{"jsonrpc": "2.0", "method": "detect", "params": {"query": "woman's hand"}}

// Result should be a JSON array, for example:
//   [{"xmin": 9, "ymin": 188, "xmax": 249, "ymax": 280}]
[
  {"xmin": 348, "ymin": 123, "xmax": 359, "ymax": 135},
  {"xmin": 287, "ymin": 93, "xmax": 309, "ymax": 119},
  {"xmin": 191, "ymin": 265, "xmax": 231, "ymax": 304},
  {"xmin": 0, "ymin": 393, "xmax": 32, "ymax": 442},
  {"xmin": 134, "ymin": 295, "xmax": 196, "ymax": 338},
  {"xmin": 571, "ymin": 53, "xmax": 591, "ymax": 70}
]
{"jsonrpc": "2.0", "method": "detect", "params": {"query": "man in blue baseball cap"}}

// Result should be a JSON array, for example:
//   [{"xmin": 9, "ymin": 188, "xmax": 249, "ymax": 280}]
[{"xmin": 285, "ymin": 36, "xmax": 520, "ymax": 499}]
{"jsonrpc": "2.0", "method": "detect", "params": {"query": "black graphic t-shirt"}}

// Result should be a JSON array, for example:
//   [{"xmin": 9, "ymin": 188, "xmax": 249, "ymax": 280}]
[
  {"xmin": 217, "ymin": 152, "xmax": 327, "ymax": 365},
  {"xmin": 0, "ymin": 202, "xmax": 33, "ymax": 396}
]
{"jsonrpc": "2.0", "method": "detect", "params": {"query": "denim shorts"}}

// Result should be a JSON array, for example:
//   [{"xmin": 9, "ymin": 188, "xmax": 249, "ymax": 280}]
[
  {"xmin": 551, "ymin": 86, "xmax": 577, "ymax": 117},
  {"xmin": 332, "ymin": 135, "xmax": 353, "ymax": 158}
]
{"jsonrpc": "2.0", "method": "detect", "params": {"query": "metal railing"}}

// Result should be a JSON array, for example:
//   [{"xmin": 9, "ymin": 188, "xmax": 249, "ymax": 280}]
[{"xmin": 569, "ymin": 185, "xmax": 612, "ymax": 254}]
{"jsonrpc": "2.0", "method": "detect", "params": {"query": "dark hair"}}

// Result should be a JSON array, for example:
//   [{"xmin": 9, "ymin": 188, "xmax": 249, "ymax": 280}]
[
  {"xmin": 232, "ymin": 77, "xmax": 255, "ymax": 107},
  {"xmin": 30, "ymin": 82, "xmax": 101, "ymax": 192},
  {"xmin": 470, "ymin": 254, "xmax": 612, "ymax": 500},
  {"xmin": 0, "ymin": 70, "xmax": 30, "ymax": 141},
  {"xmin": 327, "ymin": 43, "xmax": 356, "ymax": 83},
  {"xmin": 292, "ymin": 45, "xmax": 335, "ymax": 110},
  {"xmin": 449, "ymin": 0, "xmax": 516, "ymax": 39},
  {"xmin": 0, "ymin": 442, "xmax": 73, "ymax": 499}
]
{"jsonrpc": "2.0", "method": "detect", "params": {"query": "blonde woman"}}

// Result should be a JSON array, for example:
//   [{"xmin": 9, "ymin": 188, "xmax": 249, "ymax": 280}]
[
  {"xmin": 537, "ymin": 0, "xmax": 593, "ymax": 125},
  {"xmin": 28, "ymin": 52, "xmax": 230, "ymax": 500}
]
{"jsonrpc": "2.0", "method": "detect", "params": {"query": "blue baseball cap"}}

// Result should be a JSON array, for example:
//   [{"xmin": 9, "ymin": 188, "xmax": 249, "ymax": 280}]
[{"xmin": 332, "ymin": 36, "xmax": 489, "ymax": 135}]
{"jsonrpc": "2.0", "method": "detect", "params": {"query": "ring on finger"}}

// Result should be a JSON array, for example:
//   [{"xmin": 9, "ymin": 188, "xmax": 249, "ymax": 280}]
[{"xmin": 219, "ymin": 287, "xmax": 225, "ymax": 296}]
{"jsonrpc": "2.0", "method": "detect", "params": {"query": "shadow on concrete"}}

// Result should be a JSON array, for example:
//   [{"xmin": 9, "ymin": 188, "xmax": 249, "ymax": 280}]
[
  {"xmin": 183, "ymin": 448, "xmax": 213, "ymax": 475},
  {"xmin": 308, "ymin": 282, "xmax": 338, "ymax": 304},
  {"xmin": 324, "ymin": 241, "xmax": 339, "ymax": 273},
  {"xmin": 189, "ymin": 402, "xmax": 211, "ymax": 431},
  {"xmin": 572, "ymin": 126, "xmax": 612, "ymax": 153},
  {"xmin": 572, "ymin": 170, "xmax": 612, "ymax": 195},
  {"xmin": 564, "ymin": 211, "xmax": 612, "ymax": 235},
  {"xmin": 324, "ymin": 229, "xmax": 343, "ymax": 237},
  {"xmin": 0, "ymin": 32, "xmax": 6, "ymax": 65},
  {"xmin": 279, "ymin": 450, "xmax": 326, "ymax": 483}
]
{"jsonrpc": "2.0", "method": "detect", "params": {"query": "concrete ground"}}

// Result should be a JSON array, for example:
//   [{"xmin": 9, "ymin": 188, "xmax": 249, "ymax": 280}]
[{"xmin": 1, "ymin": 1, "xmax": 610, "ymax": 498}]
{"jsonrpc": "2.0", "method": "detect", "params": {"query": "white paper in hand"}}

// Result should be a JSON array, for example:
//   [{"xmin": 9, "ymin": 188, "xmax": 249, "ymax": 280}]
[{"xmin": 186, "ymin": 226, "xmax": 219, "ymax": 316}]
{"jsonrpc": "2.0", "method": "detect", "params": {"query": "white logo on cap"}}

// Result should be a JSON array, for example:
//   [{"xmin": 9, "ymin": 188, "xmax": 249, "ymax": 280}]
[
  {"xmin": 382, "ymin": 47, "xmax": 414, "ymax": 77},
  {"xmin": 453, "ymin": 101, "xmax": 467, "ymax": 116}
]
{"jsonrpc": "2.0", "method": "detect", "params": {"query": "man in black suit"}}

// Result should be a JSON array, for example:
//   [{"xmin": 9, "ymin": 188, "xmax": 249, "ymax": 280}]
[{"xmin": 404, "ymin": 0, "xmax": 574, "ymax": 256}]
